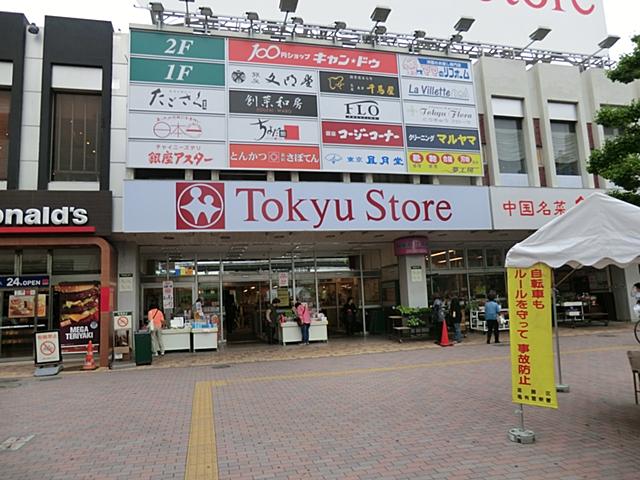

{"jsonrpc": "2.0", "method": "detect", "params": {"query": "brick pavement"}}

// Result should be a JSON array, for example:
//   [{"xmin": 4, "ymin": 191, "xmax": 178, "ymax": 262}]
[{"xmin": 0, "ymin": 324, "xmax": 639, "ymax": 480}]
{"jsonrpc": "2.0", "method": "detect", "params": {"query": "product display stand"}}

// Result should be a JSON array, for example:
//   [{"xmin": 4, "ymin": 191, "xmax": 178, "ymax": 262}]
[{"xmin": 508, "ymin": 405, "xmax": 535, "ymax": 444}]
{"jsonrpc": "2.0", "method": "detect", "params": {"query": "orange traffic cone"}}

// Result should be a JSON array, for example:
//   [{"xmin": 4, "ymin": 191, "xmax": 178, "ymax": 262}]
[
  {"xmin": 440, "ymin": 321, "xmax": 453, "ymax": 347},
  {"xmin": 83, "ymin": 340, "xmax": 97, "ymax": 370}
]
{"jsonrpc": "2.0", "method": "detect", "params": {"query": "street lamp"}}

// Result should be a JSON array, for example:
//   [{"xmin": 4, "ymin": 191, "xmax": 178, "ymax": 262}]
[
  {"xmin": 523, "ymin": 27, "xmax": 551, "ymax": 50},
  {"xmin": 149, "ymin": 2, "xmax": 164, "ymax": 26},
  {"xmin": 410, "ymin": 29, "xmax": 426, "ymax": 53},
  {"xmin": 279, "ymin": 0, "xmax": 298, "ymax": 27},
  {"xmin": 581, "ymin": 35, "xmax": 620, "ymax": 70},
  {"xmin": 447, "ymin": 16, "xmax": 475, "ymax": 52},
  {"xmin": 246, "ymin": 11, "xmax": 259, "ymax": 35},
  {"xmin": 369, "ymin": 6, "xmax": 391, "ymax": 46},
  {"xmin": 180, "ymin": 0, "xmax": 194, "ymax": 26},
  {"xmin": 199, "ymin": 6, "xmax": 213, "ymax": 33}
]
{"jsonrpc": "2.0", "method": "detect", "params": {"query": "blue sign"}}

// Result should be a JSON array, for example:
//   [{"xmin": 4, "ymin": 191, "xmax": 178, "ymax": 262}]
[
  {"xmin": 0, "ymin": 275, "xmax": 50, "ymax": 289},
  {"xmin": 405, "ymin": 126, "xmax": 481, "ymax": 152}
]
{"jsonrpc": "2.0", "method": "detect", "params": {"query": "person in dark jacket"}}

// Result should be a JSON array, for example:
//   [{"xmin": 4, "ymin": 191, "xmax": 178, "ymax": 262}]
[
  {"xmin": 342, "ymin": 297, "xmax": 357, "ymax": 336},
  {"xmin": 449, "ymin": 294, "xmax": 463, "ymax": 343}
]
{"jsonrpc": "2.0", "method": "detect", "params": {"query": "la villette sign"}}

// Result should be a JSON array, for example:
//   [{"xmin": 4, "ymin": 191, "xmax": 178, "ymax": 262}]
[{"xmin": 0, "ymin": 191, "xmax": 112, "ymax": 235}]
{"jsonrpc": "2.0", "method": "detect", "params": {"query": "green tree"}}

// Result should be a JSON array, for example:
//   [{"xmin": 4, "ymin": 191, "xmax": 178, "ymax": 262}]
[{"xmin": 588, "ymin": 35, "xmax": 640, "ymax": 206}]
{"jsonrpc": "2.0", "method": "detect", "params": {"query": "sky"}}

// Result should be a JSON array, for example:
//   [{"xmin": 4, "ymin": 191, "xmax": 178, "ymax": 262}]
[{"xmin": 1, "ymin": 0, "xmax": 638, "ymax": 59}]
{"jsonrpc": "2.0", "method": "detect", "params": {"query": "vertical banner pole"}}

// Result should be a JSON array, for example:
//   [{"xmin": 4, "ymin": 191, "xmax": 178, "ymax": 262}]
[{"xmin": 552, "ymin": 283, "xmax": 570, "ymax": 392}]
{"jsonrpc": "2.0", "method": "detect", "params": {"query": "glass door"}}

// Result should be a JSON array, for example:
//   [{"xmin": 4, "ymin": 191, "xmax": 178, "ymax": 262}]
[
  {"xmin": 0, "ymin": 289, "xmax": 49, "ymax": 359},
  {"xmin": 141, "ymin": 283, "xmax": 194, "ymax": 329}
]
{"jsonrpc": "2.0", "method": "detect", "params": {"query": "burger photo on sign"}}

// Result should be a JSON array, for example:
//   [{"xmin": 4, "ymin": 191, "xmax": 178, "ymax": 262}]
[{"xmin": 55, "ymin": 284, "xmax": 100, "ymax": 328}]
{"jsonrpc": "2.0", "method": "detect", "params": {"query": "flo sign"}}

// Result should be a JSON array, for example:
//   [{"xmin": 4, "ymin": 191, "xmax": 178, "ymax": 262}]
[
  {"xmin": 137, "ymin": 0, "xmax": 608, "ymax": 55},
  {"xmin": 123, "ymin": 180, "xmax": 492, "ymax": 232}
]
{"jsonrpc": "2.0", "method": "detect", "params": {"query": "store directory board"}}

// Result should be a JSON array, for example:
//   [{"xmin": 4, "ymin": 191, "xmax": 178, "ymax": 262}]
[{"xmin": 128, "ymin": 29, "xmax": 482, "ymax": 177}]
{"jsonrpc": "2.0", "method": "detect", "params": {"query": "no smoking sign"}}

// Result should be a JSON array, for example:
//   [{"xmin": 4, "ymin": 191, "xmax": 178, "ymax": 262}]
[
  {"xmin": 35, "ymin": 331, "xmax": 61, "ymax": 365},
  {"xmin": 113, "ymin": 312, "xmax": 132, "ymax": 331}
]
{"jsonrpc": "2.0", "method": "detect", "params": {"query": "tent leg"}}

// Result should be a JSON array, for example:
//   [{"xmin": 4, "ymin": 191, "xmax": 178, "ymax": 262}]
[{"xmin": 552, "ymin": 283, "xmax": 570, "ymax": 393}]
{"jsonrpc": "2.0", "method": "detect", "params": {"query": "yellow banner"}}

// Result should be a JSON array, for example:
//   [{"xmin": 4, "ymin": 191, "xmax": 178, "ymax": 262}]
[
  {"xmin": 407, "ymin": 150, "xmax": 483, "ymax": 176},
  {"xmin": 508, "ymin": 264, "xmax": 558, "ymax": 409}
]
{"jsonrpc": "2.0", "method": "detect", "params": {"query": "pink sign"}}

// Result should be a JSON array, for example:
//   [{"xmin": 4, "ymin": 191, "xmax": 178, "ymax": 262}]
[{"xmin": 394, "ymin": 237, "xmax": 429, "ymax": 256}]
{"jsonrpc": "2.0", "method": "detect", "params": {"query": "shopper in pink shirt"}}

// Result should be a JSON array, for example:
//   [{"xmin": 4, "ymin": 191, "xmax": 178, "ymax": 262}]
[{"xmin": 295, "ymin": 302, "xmax": 312, "ymax": 345}]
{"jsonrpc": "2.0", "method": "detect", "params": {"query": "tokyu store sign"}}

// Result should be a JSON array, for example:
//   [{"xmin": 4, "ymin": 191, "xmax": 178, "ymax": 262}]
[
  {"xmin": 123, "ymin": 181, "xmax": 492, "ymax": 232},
  {"xmin": 138, "ymin": 1, "xmax": 608, "ymax": 55},
  {"xmin": 128, "ymin": 28, "xmax": 482, "ymax": 177}
]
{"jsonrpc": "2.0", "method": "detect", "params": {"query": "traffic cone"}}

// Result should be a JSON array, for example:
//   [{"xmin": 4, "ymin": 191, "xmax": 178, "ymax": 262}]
[
  {"xmin": 83, "ymin": 340, "xmax": 97, "ymax": 370},
  {"xmin": 440, "ymin": 321, "xmax": 453, "ymax": 347}
]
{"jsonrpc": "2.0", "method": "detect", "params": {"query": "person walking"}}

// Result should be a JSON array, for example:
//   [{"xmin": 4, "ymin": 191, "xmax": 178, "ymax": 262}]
[
  {"xmin": 342, "ymin": 297, "xmax": 357, "ymax": 336},
  {"xmin": 484, "ymin": 292, "xmax": 501, "ymax": 344},
  {"xmin": 147, "ymin": 304, "xmax": 166, "ymax": 356},
  {"xmin": 296, "ymin": 301, "xmax": 312, "ymax": 344},
  {"xmin": 432, "ymin": 293, "xmax": 445, "ymax": 343},
  {"xmin": 449, "ymin": 294, "xmax": 463, "ymax": 343},
  {"xmin": 265, "ymin": 298, "xmax": 280, "ymax": 344}
]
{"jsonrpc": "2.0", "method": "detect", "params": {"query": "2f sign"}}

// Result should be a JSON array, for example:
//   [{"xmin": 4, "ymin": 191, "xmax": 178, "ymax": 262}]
[
  {"xmin": 480, "ymin": 0, "xmax": 595, "ymax": 15},
  {"xmin": 165, "ymin": 64, "xmax": 194, "ymax": 82},
  {"xmin": 164, "ymin": 38, "xmax": 195, "ymax": 55}
]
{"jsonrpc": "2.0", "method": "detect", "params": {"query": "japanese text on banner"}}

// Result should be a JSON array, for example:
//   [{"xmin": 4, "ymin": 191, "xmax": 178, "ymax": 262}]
[{"xmin": 508, "ymin": 264, "xmax": 558, "ymax": 409}]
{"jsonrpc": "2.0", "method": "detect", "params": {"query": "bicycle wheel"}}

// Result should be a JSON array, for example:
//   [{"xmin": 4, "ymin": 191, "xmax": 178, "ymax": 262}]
[{"xmin": 634, "ymin": 320, "xmax": 640, "ymax": 344}]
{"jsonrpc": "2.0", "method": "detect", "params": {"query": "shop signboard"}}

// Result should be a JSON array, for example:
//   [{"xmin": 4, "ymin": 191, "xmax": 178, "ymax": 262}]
[
  {"xmin": 34, "ymin": 330, "xmax": 61, "ymax": 365},
  {"xmin": 228, "ymin": 64, "xmax": 318, "ymax": 94},
  {"xmin": 139, "ymin": 1, "xmax": 607, "ymax": 56},
  {"xmin": 403, "ymin": 102, "xmax": 478, "ymax": 129},
  {"xmin": 490, "ymin": 187, "xmax": 601, "ymax": 230},
  {"xmin": 162, "ymin": 281, "xmax": 174, "ymax": 310},
  {"xmin": 405, "ymin": 126, "xmax": 481, "ymax": 152},
  {"xmin": 128, "ymin": 29, "xmax": 482, "ymax": 176},
  {"xmin": 319, "ymin": 96, "xmax": 402, "ymax": 123},
  {"xmin": 319, "ymin": 71, "xmax": 400, "ymax": 98},
  {"xmin": 321, "ymin": 147, "xmax": 406, "ymax": 174},
  {"xmin": 0, "ymin": 191, "xmax": 112, "ymax": 235},
  {"xmin": 227, "ymin": 117, "xmax": 319, "ymax": 145},
  {"xmin": 56, "ymin": 284, "xmax": 100, "ymax": 352},
  {"xmin": 0, "ymin": 275, "xmax": 49, "ymax": 289},
  {"xmin": 129, "ymin": 84, "xmax": 225, "ymax": 114},
  {"xmin": 229, "ymin": 144, "xmax": 320, "ymax": 170},
  {"xmin": 128, "ymin": 141, "xmax": 228, "ymax": 170},
  {"xmin": 123, "ymin": 180, "xmax": 493, "ymax": 232},
  {"xmin": 508, "ymin": 264, "xmax": 558, "ymax": 409},
  {"xmin": 407, "ymin": 150, "xmax": 483, "ymax": 176}
]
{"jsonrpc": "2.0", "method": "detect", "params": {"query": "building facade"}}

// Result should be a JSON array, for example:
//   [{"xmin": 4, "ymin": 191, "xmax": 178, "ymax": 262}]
[{"xmin": 0, "ymin": 10, "xmax": 639, "ymax": 366}]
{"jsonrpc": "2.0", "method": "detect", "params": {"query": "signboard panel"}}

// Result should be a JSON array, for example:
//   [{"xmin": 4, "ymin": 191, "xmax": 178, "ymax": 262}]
[
  {"xmin": 228, "ymin": 39, "xmax": 398, "ymax": 74},
  {"xmin": 140, "ymin": 1, "xmax": 607, "ymax": 56},
  {"xmin": 401, "ymin": 78, "xmax": 475, "ymax": 105},
  {"xmin": 229, "ymin": 90, "xmax": 318, "ymax": 117},
  {"xmin": 229, "ymin": 144, "xmax": 320, "ymax": 170},
  {"xmin": 319, "ymin": 96, "xmax": 402, "ymax": 123},
  {"xmin": 163, "ymin": 281, "xmax": 174, "ymax": 310},
  {"xmin": 228, "ymin": 64, "xmax": 318, "ymax": 93},
  {"xmin": 228, "ymin": 116, "xmax": 319, "ymax": 145},
  {"xmin": 319, "ymin": 71, "xmax": 399, "ymax": 98},
  {"xmin": 130, "ymin": 57, "xmax": 225, "ymax": 86},
  {"xmin": 399, "ymin": 56, "xmax": 472, "ymax": 82},
  {"xmin": 408, "ymin": 150, "xmax": 483, "ymax": 176},
  {"xmin": 0, "ymin": 275, "xmax": 49, "ymax": 289},
  {"xmin": 490, "ymin": 187, "xmax": 597, "ymax": 230},
  {"xmin": 130, "ymin": 30, "xmax": 225, "ymax": 60},
  {"xmin": 128, "ymin": 112, "xmax": 226, "ymax": 142},
  {"xmin": 406, "ymin": 126, "xmax": 481, "ymax": 152},
  {"xmin": 56, "ymin": 284, "xmax": 100, "ymax": 352},
  {"xmin": 35, "ymin": 331, "xmax": 61, "ymax": 365},
  {"xmin": 128, "ymin": 141, "xmax": 227, "ymax": 169},
  {"xmin": 403, "ymin": 102, "xmax": 478, "ymax": 129},
  {"xmin": 321, "ymin": 147, "xmax": 406, "ymax": 174},
  {"xmin": 322, "ymin": 121, "xmax": 404, "ymax": 147},
  {"xmin": 123, "ymin": 180, "xmax": 493, "ymax": 232},
  {"xmin": 508, "ymin": 264, "xmax": 558, "ymax": 409},
  {"xmin": 113, "ymin": 311, "xmax": 133, "ymax": 331},
  {"xmin": 128, "ymin": 84, "xmax": 225, "ymax": 114}
]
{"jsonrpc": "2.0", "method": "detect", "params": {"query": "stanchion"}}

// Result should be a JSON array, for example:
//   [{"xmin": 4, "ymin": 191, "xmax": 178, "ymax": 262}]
[
  {"xmin": 552, "ymin": 287, "xmax": 570, "ymax": 392},
  {"xmin": 83, "ymin": 340, "xmax": 97, "ymax": 370},
  {"xmin": 508, "ymin": 404, "xmax": 535, "ymax": 444}
]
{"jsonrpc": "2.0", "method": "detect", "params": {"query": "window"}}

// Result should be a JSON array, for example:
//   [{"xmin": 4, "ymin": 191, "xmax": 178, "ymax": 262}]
[
  {"xmin": 0, "ymin": 90, "xmax": 10, "ymax": 181},
  {"xmin": 52, "ymin": 248, "xmax": 100, "ymax": 275},
  {"xmin": 219, "ymin": 170, "xmax": 267, "ymax": 181},
  {"xmin": 52, "ymin": 93, "xmax": 101, "ymax": 181},
  {"xmin": 298, "ymin": 171, "xmax": 343, "ymax": 182},
  {"xmin": 134, "ymin": 168, "xmax": 185, "ymax": 180},
  {"xmin": 551, "ymin": 121, "xmax": 579, "ymax": 176},
  {"xmin": 603, "ymin": 126, "xmax": 620, "ymax": 141},
  {"xmin": 495, "ymin": 117, "xmax": 526, "ymax": 174}
]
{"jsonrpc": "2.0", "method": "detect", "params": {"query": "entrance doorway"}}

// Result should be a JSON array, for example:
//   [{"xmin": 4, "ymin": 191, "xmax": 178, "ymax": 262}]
[{"xmin": 222, "ymin": 281, "xmax": 269, "ymax": 344}]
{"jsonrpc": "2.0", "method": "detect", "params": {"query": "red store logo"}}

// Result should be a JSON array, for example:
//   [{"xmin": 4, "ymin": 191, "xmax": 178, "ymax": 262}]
[{"xmin": 176, "ymin": 183, "xmax": 226, "ymax": 230}]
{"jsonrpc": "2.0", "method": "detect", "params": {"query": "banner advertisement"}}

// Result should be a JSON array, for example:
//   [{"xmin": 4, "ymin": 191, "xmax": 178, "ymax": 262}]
[
  {"xmin": 129, "ymin": 29, "xmax": 482, "ymax": 176},
  {"xmin": 35, "ymin": 331, "xmax": 61, "ymax": 365},
  {"xmin": 407, "ymin": 150, "xmax": 483, "ymax": 176},
  {"xmin": 508, "ymin": 264, "xmax": 558, "ymax": 409},
  {"xmin": 123, "ymin": 180, "xmax": 493, "ymax": 232},
  {"xmin": 56, "ymin": 284, "xmax": 100, "ymax": 352},
  {"xmin": 162, "ymin": 281, "xmax": 174, "ymax": 310}
]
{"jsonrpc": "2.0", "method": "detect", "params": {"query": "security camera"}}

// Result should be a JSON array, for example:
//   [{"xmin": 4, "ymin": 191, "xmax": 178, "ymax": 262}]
[{"xmin": 27, "ymin": 23, "xmax": 39, "ymax": 34}]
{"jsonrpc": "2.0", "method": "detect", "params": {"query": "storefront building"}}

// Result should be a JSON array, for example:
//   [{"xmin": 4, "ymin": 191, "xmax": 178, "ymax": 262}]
[{"xmin": 1, "ymin": 5, "xmax": 639, "ymax": 364}]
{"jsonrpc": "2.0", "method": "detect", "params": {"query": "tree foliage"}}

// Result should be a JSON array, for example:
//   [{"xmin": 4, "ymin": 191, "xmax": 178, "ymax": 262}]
[{"xmin": 587, "ymin": 35, "xmax": 640, "ymax": 206}]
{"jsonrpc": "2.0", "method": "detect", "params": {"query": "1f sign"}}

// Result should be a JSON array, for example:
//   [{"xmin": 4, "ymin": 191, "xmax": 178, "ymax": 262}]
[
  {"xmin": 165, "ymin": 38, "xmax": 195, "ymax": 55},
  {"xmin": 165, "ymin": 64, "xmax": 194, "ymax": 82}
]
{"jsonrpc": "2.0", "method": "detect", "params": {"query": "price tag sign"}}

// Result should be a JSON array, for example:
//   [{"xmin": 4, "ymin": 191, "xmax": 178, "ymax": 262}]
[{"xmin": 34, "ymin": 330, "xmax": 61, "ymax": 365}]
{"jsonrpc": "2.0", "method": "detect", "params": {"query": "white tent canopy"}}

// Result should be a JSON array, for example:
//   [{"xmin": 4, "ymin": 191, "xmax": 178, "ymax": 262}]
[{"xmin": 505, "ymin": 192, "xmax": 640, "ymax": 269}]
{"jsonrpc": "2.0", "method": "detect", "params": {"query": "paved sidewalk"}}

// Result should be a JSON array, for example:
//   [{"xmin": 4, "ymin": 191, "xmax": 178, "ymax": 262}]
[{"xmin": 1, "ymin": 324, "xmax": 638, "ymax": 480}]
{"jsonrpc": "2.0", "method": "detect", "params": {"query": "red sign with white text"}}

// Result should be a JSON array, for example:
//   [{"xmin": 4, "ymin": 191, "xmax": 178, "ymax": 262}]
[
  {"xmin": 322, "ymin": 121, "xmax": 404, "ymax": 147},
  {"xmin": 228, "ymin": 39, "xmax": 398, "ymax": 75},
  {"xmin": 229, "ymin": 144, "xmax": 321, "ymax": 170}
]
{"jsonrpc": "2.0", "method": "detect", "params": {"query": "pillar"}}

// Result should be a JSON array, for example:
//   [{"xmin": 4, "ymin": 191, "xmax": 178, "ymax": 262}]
[{"xmin": 395, "ymin": 237, "xmax": 429, "ymax": 308}]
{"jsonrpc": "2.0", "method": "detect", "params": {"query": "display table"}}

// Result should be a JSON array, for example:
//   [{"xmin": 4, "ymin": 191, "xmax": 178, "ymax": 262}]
[
  {"xmin": 470, "ymin": 308, "xmax": 509, "ymax": 332},
  {"xmin": 192, "ymin": 327, "xmax": 218, "ymax": 351},
  {"xmin": 279, "ymin": 319, "xmax": 329, "ymax": 345},
  {"xmin": 162, "ymin": 327, "xmax": 192, "ymax": 352}
]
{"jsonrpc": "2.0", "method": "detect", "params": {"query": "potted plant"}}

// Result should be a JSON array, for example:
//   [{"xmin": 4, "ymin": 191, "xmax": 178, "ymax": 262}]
[{"xmin": 395, "ymin": 306, "xmax": 431, "ymax": 328}]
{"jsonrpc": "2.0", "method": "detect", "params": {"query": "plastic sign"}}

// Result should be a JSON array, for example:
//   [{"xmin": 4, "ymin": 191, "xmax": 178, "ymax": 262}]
[
  {"xmin": 35, "ymin": 330, "xmax": 62, "ymax": 365},
  {"xmin": 113, "ymin": 311, "xmax": 133, "ymax": 331}
]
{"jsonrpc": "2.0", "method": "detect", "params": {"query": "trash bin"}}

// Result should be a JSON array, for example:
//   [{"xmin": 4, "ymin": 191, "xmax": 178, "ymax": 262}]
[
  {"xmin": 134, "ymin": 331, "xmax": 152, "ymax": 366},
  {"xmin": 368, "ymin": 310, "xmax": 385, "ymax": 335}
]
